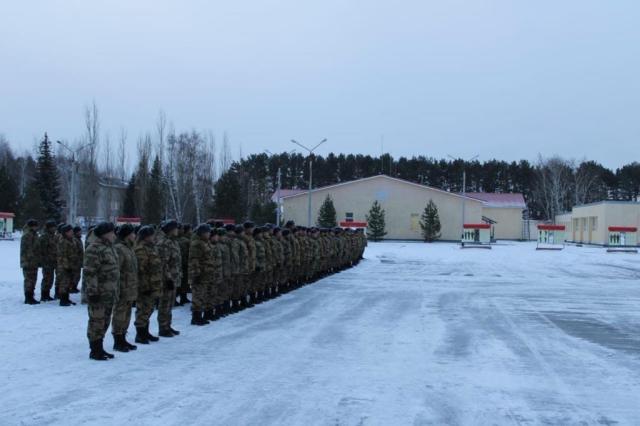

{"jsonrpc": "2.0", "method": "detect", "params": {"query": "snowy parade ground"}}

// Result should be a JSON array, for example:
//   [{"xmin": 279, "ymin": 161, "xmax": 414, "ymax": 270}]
[{"xmin": 1, "ymin": 239, "xmax": 639, "ymax": 425}]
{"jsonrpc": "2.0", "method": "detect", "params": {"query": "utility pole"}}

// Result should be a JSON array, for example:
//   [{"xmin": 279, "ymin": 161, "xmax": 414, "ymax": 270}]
[
  {"xmin": 57, "ymin": 140, "xmax": 92, "ymax": 226},
  {"xmin": 265, "ymin": 148, "xmax": 295, "ymax": 226},
  {"xmin": 448, "ymin": 154, "xmax": 479, "ymax": 239},
  {"xmin": 291, "ymin": 139, "xmax": 327, "ymax": 227}
]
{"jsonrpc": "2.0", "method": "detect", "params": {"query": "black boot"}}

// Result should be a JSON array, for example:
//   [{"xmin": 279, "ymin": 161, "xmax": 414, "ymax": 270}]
[
  {"xmin": 203, "ymin": 309, "xmax": 216, "ymax": 322},
  {"xmin": 123, "ymin": 333, "xmax": 137, "ymax": 350},
  {"xmin": 41, "ymin": 291, "xmax": 54, "ymax": 302},
  {"xmin": 180, "ymin": 292, "xmax": 191, "ymax": 305},
  {"xmin": 135, "ymin": 326, "xmax": 150, "ymax": 344},
  {"xmin": 169, "ymin": 326, "xmax": 180, "ymax": 336},
  {"xmin": 113, "ymin": 334, "xmax": 130, "ymax": 352},
  {"xmin": 159, "ymin": 328, "xmax": 174, "ymax": 338},
  {"xmin": 145, "ymin": 325, "xmax": 159, "ymax": 342},
  {"xmin": 191, "ymin": 311, "xmax": 209, "ymax": 326},
  {"xmin": 59, "ymin": 292, "xmax": 72, "ymax": 307},
  {"xmin": 100, "ymin": 339, "xmax": 115, "ymax": 359},
  {"xmin": 69, "ymin": 287, "xmax": 80, "ymax": 294},
  {"xmin": 24, "ymin": 291, "xmax": 40, "ymax": 305},
  {"xmin": 89, "ymin": 340, "xmax": 109, "ymax": 360}
]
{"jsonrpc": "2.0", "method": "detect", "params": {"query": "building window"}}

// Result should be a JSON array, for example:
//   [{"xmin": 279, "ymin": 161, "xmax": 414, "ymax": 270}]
[
  {"xmin": 410, "ymin": 213, "xmax": 420, "ymax": 231},
  {"xmin": 345, "ymin": 212, "xmax": 354, "ymax": 222},
  {"xmin": 591, "ymin": 217, "xmax": 597, "ymax": 231}
]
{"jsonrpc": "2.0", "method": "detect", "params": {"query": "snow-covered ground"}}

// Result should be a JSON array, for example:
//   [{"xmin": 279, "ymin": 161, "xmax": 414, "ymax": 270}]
[{"xmin": 1, "ymin": 239, "xmax": 640, "ymax": 425}]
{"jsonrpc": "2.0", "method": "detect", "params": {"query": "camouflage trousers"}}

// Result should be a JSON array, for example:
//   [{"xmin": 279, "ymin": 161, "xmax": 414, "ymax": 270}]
[
  {"xmin": 22, "ymin": 268, "xmax": 38, "ymax": 293},
  {"xmin": 157, "ymin": 287, "xmax": 176, "ymax": 329},
  {"xmin": 191, "ymin": 283, "xmax": 207, "ymax": 312},
  {"xmin": 250, "ymin": 272, "xmax": 262, "ymax": 294},
  {"xmin": 218, "ymin": 277, "xmax": 232, "ymax": 303},
  {"xmin": 230, "ymin": 275, "xmax": 243, "ymax": 299},
  {"xmin": 134, "ymin": 291, "xmax": 159, "ymax": 328},
  {"xmin": 180, "ymin": 268, "xmax": 189, "ymax": 294},
  {"xmin": 56, "ymin": 269, "xmax": 73, "ymax": 295},
  {"xmin": 87, "ymin": 300, "xmax": 114, "ymax": 342},
  {"xmin": 111, "ymin": 298, "xmax": 134, "ymax": 335},
  {"xmin": 40, "ymin": 267, "xmax": 55, "ymax": 293}
]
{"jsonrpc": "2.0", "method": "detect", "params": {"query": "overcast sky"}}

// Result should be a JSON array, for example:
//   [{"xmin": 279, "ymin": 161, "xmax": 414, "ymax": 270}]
[{"xmin": 1, "ymin": 1, "xmax": 639, "ymax": 168}]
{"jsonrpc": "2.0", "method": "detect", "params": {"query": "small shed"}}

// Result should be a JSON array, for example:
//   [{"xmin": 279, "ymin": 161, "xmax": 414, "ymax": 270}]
[{"xmin": 0, "ymin": 212, "xmax": 15, "ymax": 240}]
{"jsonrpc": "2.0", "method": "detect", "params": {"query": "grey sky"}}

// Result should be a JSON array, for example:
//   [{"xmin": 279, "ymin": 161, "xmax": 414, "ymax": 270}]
[{"xmin": 1, "ymin": 1, "xmax": 639, "ymax": 168}]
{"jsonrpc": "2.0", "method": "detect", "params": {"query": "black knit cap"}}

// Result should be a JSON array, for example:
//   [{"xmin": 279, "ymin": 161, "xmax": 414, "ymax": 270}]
[
  {"xmin": 73, "ymin": 226, "xmax": 82, "ymax": 233},
  {"xmin": 282, "ymin": 229, "xmax": 290, "ymax": 236},
  {"xmin": 285, "ymin": 220, "xmax": 295, "ymax": 229},
  {"xmin": 243, "ymin": 221, "xmax": 255, "ymax": 229},
  {"xmin": 234, "ymin": 225, "xmax": 244, "ymax": 234},
  {"xmin": 216, "ymin": 228, "xmax": 226, "ymax": 236},
  {"xmin": 117, "ymin": 224, "xmax": 135, "ymax": 239},
  {"xmin": 195, "ymin": 223, "xmax": 212, "ymax": 236},
  {"xmin": 61, "ymin": 224, "xmax": 73, "ymax": 234},
  {"xmin": 57, "ymin": 223, "xmax": 66, "ymax": 233},
  {"xmin": 137, "ymin": 225, "xmax": 155, "ymax": 240},
  {"xmin": 45, "ymin": 220, "xmax": 57, "ymax": 228},
  {"xmin": 214, "ymin": 221, "xmax": 225, "ymax": 228},
  {"xmin": 224, "ymin": 224, "xmax": 236, "ymax": 232},
  {"xmin": 252, "ymin": 227, "xmax": 262, "ymax": 237},
  {"xmin": 94, "ymin": 221, "xmax": 115, "ymax": 238},
  {"xmin": 161, "ymin": 219, "xmax": 179, "ymax": 233},
  {"xmin": 182, "ymin": 223, "xmax": 192, "ymax": 231},
  {"xmin": 27, "ymin": 219, "xmax": 38, "ymax": 227}
]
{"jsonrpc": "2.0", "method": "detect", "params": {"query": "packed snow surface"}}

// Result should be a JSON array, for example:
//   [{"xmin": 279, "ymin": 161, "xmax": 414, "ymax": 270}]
[{"xmin": 1, "ymin": 240, "xmax": 640, "ymax": 425}]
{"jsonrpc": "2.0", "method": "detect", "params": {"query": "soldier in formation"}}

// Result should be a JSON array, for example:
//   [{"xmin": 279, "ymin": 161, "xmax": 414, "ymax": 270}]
[{"xmin": 19, "ymin": 217, "xmax": 367, "ymax": 361}]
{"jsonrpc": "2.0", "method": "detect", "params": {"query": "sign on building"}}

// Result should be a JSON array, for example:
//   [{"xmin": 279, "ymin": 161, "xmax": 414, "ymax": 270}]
[{"xmin": 0, "ymin": 212, "xmax": 15, "ymax": 240}]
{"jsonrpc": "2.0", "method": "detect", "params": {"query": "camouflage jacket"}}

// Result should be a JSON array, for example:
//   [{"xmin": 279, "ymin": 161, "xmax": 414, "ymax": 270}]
[
  {"xmin": 57, "ymin": 235, "xmax": 80, "ymax": 271},
  {"xmin": 236, "ymin": 236, "xmax": 250, "ymax": 275},
  {"xmin": 272, "ymin": 237, "xmax": 284, "ymax": 268},
  {"xmin": 135, "ymin": 241, "xmax": 163, "ymax": 294},
  {"xmin": 83, "ymin": 237, "xmax": 120, "ymax": 301},
  {"xmin": 20, "ymin": 228, "xmax": 40, "ymax": 269},
  {"xmin": 38, "ymin": 230, "xmax": 58, "ymax": 268},
  {"xmin": 114, "ymin": 238, "xmax": 138, "ymax": 301},
  {"xmin": 254, "ymin": 238, "xmax": 266, "ymax": 271},
  {"xmin": 242, "ymin": 233, "xmax": 256, "ymax": 272},
  {"xmin": 179, "ymin": 234, "xmax": 191, "ymax": 273},
  {"xmin": 219, "ymin": 236, "xmax": 232, "ymax": 279},
  {"xmin": 74, "ymin": 235, "xmax": 84, "ymax": 270},
  {"xmin": 84, "ymin": 230, "xmax": 97, "ymax": 250},
  {"xmin": 210, "ymin": 241, "xmax": 224, "ymax": 283},
  {"xmin": 228, "ymin": 235, "xmax": 241, "ymax": 275},
  {"xmin": 281, "ymin": 236, "xmax": 292, "ymax": 268},
  {"xmin": 263, "ymin": 234, "xmax": 274, "ymax": 271},
  {"xmin": 156, "ymin": 230, "xmax": 182, "ymax": 285},
  {"xmin": 189, "ymin": 237, "xmax": 215, "ymax": 286}
]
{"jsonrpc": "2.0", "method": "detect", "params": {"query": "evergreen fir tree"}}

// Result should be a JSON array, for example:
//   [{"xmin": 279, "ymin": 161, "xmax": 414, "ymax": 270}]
[
  {"xmin": 365, "ymin": 200, "xmax": 387, "ymax": 241},
  {"xmin": 0, "ymin": 165, "xmax": 19, "ymax": 214},
  {"xmin": 122, "ymin": 173, "xmax": 137, "ymax": 217},
  {"xmin": 143, "ymin": 156, "xmax": 164, "ymax": 224},
  {"xmin": 35, "ymin": 133, "xmax": 63, "ymax": 222},
  {"xmin": 211, "ymin": 170, "xmax": 246, "ymax": 223},
  {"xmin": 419, "ymin": 199, "xmax": 441, "ymax": 242},
  {"xmin": 316, "ymin": 194, "xmax": 337, "ymax": 228}
]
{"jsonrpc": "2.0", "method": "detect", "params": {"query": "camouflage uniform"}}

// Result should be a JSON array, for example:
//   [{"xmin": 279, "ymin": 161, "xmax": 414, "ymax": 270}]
[
  {"xmin": 84, "ymin": 237, "xmax": 120, "ymax": 343},
  {"xmin": 242, "ymin": 233, "xmax": 256, "ymax": 297},
  {"xmin": 236, "ymin": 234, "xmax": 250, "ymax": 301},
  {"xmin": 57, "ymin": 233, "xmax": 79, "ymax": 299},
  {"xmin": 112, "ymin": 238, "xmax": 138, "ymax": 335},
  {"xmin": 72, "ymin": 232, "xmax": 84, "ymax": 292},
  {"xmin": 20, "ymin": 226, "xmax": 40, "ymax": 295},
  {"xmin": 253, "ymin": 234, "xmax": 266, "ymax": 295},
  {"xmin": 156, "ymin": 229, "xmax": 182, "ymax": 332},
  {"xmin": 134, "ymin": 240, "xmax": 163, "ymax": 329},
  {"xmin": 208, "ymin": 238, "xmax": 223, "ymax": 313},
  {"xmin": 38, "ymin": 228, "xmax": 58, "ymax": 297},
  {"xmin": 188, "ymin": 235, "xmax": 215, "ymax": 313},
  {"xmin": 179, "ymin": 230, "xmax": 191, "ymax": 296}
]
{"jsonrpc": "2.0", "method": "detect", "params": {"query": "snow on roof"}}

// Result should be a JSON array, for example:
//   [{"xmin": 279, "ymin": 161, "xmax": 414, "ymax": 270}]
[
  {"xmin": 278, "ymin": 175, "xmax": 483, "ymax": 203},
  {"xmin": 465, "ymin": 192, "xmax": 527, "ymax": 209}
]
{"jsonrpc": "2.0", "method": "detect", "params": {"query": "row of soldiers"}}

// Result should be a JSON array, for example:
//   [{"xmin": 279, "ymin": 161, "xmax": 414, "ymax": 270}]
[
  {"xmin": 20, "ymin": 219, "xmax": 84, "ymax": 305},
  {"xmin": 22, "ymin": 218, "xmax": 367, "ymax": 361}
]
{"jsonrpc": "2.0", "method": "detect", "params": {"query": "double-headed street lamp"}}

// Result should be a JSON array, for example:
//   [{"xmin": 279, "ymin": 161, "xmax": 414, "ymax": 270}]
[
  {"xmin": 291, "ymin": 138, "xmax": 327, "ymax": 227},
  {"xmin": 447, "ymin": 154, "xmax": 479, "ymax": 238},
  {"xmin": 57, "ymin": 140, "xmax": 92, "ymax": 226}
]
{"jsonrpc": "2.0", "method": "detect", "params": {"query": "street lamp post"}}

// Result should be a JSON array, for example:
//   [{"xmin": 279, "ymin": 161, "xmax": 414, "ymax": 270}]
[
  {"xmin": 448, "ymin": 154, "xmax": 479, "ymax": 239},
  {"xmin": 57, "ymin": 141, "xmax": 92, "ymax": 226},
  {"xmin": 291, "ymin": 139, "xmax": 327, "ymax": 227}
]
